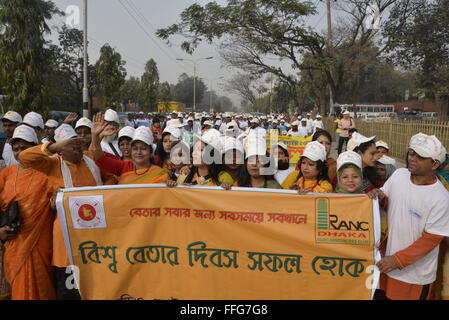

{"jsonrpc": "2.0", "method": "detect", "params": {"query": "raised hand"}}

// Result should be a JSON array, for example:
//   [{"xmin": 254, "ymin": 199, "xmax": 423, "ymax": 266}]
[
  {"xmin": 64, "ymin": 112, "xmax": 79, "ymax": 124},
  {"xmin": 92, "ymin": 113, "xmax": 108, "ymax": 138},
  {"xmin": 48, "ymin": 137, "xmax": 85, "ymax": 155}
]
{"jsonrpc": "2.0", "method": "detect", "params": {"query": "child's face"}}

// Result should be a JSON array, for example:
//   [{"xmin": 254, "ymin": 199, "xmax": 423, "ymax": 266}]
[
  {"xmin": 376, "ymin": 147, "xmax": 389, "ymax": 160},
  {"xmin": 301, "ymin": 157, "xmax": 320, "ymax": 180},
  {"xmin": 340, "ymin": 167, "xmax": 362, "ymax": 193},
  {"xmin": 376, "ymin": 163, "xmax": 387, "ymax": 180}
]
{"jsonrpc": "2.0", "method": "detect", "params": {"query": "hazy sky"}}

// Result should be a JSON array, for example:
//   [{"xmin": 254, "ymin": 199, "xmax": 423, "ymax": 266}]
[{"xmin": 47, "ymin": 0, "xmax": 333, "ymax": 105}]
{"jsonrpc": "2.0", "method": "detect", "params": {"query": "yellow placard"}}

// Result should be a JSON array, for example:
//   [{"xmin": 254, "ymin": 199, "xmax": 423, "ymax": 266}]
[{"xmin": 56, "ymin": 185, "xmax": 380, "ymax": 300}]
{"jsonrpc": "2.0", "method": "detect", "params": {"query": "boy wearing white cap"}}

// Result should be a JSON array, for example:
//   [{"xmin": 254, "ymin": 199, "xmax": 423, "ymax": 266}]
[
  {"xmin": 18, "ymin": 124, "xmax": 115, "ymax": 300},
  {"xmin": 1, "ymin": 111, "xmax": 23, "ymax": 168},
  {"xmin": 370, "ymin": 133, "xmax": 449, "ymax": 300},
  {"xmin": 101, "ymin": 109, "xmax": 122, "ymax": 158},
  {"xmin": 42, "ymin": 120, "xmax": 59, "ymax": 144}
]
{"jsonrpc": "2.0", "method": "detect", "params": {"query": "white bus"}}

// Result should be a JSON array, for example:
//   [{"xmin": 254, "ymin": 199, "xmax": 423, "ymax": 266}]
[{"xmin": 336, "ymin": 104, "xmax": 395, "ymax": 119}]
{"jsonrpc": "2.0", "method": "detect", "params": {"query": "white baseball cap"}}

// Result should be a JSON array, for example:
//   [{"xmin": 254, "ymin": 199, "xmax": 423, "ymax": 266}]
[
  {"xmin": 75, "ymin": 117, "xmax": 93, "ymax": 129},
  {"xmin": 132, "ymin": 127, "xmax": 153, "ymax": 146},
  {"xmin": 437, "ymin": 145, "xmax": 447, "ymax": 164},
  {"xmin": 377, "ymin": 155, "xmax": 396, "ymax": 167},
  {"xmin": 54, "ymin": 124, "xmax": 78, "ymax": 142},
  {"xmin": 198, "ymin": 128, "xmax": 223, "ymax": 153},
  {"xmin": 104, "ymin": 109, "xmax": 119, "ymax": 124},
  {"xmin": 343, "ymin": 111, "xmax": 350, "ymax": 115},
  {"xmin": 2, "ymin": 111, "xmax": 22, "ymax": 123},
  {"xmin": 23, "ymin": 112, "xmax": 44, "ymax": 129},
  {"xmin": 10, "ymin": 125, "xmax": 39, "ymax": 145},
  {"xmin": 337, "ymin": 151, "xmax": 363, "ymax": 171},
  {"xmin": 45, "ymin": 119, "xmax": 59, "ymax": 128},
  {"xmin": 203, "ymin": 120, "xmax": 214, "ymax": 127},
  {"xmin": 118, "ymin": 126, "xmax": 135, "ymax": 140},
  {"xmin": 215, "ymin": 120, "xmax": 222, "ymax": 126},
  {"xmin": 223, "ymin": 137, "xmax": 244, "ymax": 154},
  {"xmin": 347, "ymin": 132, "xmax": 376, "ymax": 152},
  {"xmin": 163, "ymin": 126, "xmax": 182, "ymax": 140},
  {"xmin": 292, "ymin": 120, "xmax": 300, "ymax": 126},
  {"xmin": 376, "ymin": 140, "xmax": 389, "ymax": 150},
  {"xmin": 249, "ymin": 118, "xmax": 260, "ymax": 124},
  {"xmin": 409, "ymin": 133, "xmax": 443, "ymax": 161},
  {"xmin": 166, "ymin": 119, "xmax": 184, "ymax": 128},
  {"xmin": 316, "ymin": 114, "xmax": 322, "ymax": 118},
  {"xmin": 302, "ymin": 141, "xmax": 327, "ymax": 162},
  {"xmin": 271, "ymin": 142, "xmax": 288, "ymax": 154}
]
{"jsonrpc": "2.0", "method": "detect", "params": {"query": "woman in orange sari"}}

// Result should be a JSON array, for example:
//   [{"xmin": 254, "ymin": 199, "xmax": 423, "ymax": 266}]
[
  {"xmin": 90, "ymin": 113, "xmax": 169, "ymax": 184},
  {"xmin": 0, "ymin": 125, "xmax": 56, "ymax": 300}
]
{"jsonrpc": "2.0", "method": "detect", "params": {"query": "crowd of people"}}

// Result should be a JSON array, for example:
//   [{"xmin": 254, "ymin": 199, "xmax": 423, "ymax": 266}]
[{"xmin": 0, "ymin": 108, "xmax": 448, "ymax": 300}]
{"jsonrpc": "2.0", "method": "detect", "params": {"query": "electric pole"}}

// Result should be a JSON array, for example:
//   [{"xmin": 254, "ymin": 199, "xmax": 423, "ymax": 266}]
[
  {"xmin": 325, "ymin": 0, "xmax": 335, "ymax": 116},
  {"xmin": 83, "ymin": 0, "xmax": 89, "ymax": 118}
]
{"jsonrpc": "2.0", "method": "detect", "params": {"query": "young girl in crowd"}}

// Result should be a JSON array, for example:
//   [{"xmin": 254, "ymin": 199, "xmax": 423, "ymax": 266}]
[
  {"xmin": 375, "ymin": 155, "xmax": 396, "ymax": 182},
  {"xmin": 282, "ymin": 141, "xmax": 333, "ymax": 193},
  {"xmin": 335, "ymin": 151, "xmax": 364, "ymax": 194},
  {"xmin": 154, "ymin": 127, "xmax": 182, "ymax": 169},
  {"xmin": 167, "ymin": 129, "xmax": 233, "ymax": 187},
  {"xmin": 347, "ymin": 132, "xmax": 384, "ymax": 192},
  {"xmin": 221, "ymin": 138, "xmax": 245, "ymax": 186}
]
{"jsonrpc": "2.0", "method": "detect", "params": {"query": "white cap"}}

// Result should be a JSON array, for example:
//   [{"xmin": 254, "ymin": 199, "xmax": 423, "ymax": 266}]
[
  {"xmin": 198, "ymin": 128, "xmax": 223, "ymax": 153},
  {"xmin": 139, "ymin": 111, "xmax": 144, "ymax": 115},
  {"xmin": 376, "ymin": 140, "xmax": 389, "ymax": 150},
  {"xmin": 272, "ymin": 119, "xmax": 279, "ymax": 124},
  {"xmin": 2, "ymin": 111, "xmax": 22, "ymax": 123},
  {"xmin": 166, "ymin": 119, "xmax": 184, "ymax": 128},
  {"xmin": 223, "ymin": 137, "xmax": 244, "ymax": 154},
  {"xmin": 292, "ymin": 120, "xmax": 300, "ymax": 126},
  {"xmin": 132, "ymin": 127, "xmax": 153, "ymax": 146},
  {"xmin": 10, "ymin": 125, "xmax": 39, "ymax": 145},
  {"xmin": 377, "ymin": 155, "xmax": 396, "ymax": 167},
  {"xmin": 23, "ymin": 112, "xmax": 44, "ymax": 129},
  {"xmin": 163, "ymin": 126, "xmax": 182, "ymax": 140},
  {"xmin": 347, "ymin": 132, "xmax": 376, "ymax": 152},
  {"xmin": 271, "ymin": 142, "xmax": 288, "ymax": 154},
  {"xmin": 301, "ymin": 118, "xmax": 307, "ymax": 122},
  {"xmin": 45, "ymin": 119, "xmax": 59, "ymax": 128},
  {"xmin": 187, "ymin": 116, "xmax": 194, "ymax": 121},
  {"xmin": 104, "ymin": 109, "xmax": 119, "ymax": 124},
  {"xmin": 75, "ymin": 117, "xmax": 93, "ymax": 129},
  {"xmin": 249, "ymin": 118, "xmax": 260, "ymax": 124},
  {"xmin": 316, "ymin": 114, "xmax": 322, "ymax": 118},
  {"xmin": 409, "ymin": 133, "xmax": 443, "ymax": 161},
  {"xmin": 437, "ymin": 145, "xmax": 447, "ymax": 164},
  {"xmin": 118, "ymin": 126, "xmax": 135, "ymax": 140},
  {"xmin": 54, "ymin": 124, "xmax": 77, "ymax": 142},
  {"xmin": 302, "ymin": 141, "xmax": 327, "ymax": 162},
  {"xmin": 203, "ymin": 120, "xmax": 214, "ymax": 127},
  {"xmin": 215, "ymin": 120, "xmax": 222, "ymax": 126},
  {"xmin": 337, "ymin": 151, "xmax": 363, "ymax": 171},
  {"xmin": 343, "ymin": 111, "xmax": 350, "ymax": 115},
  {"xmin": 244, "ymin": 135, "xmax": 266, "ymax": 158}
]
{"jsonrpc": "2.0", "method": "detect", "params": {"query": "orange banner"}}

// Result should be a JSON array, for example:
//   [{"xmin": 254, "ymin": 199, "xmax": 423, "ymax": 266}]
[{"xmin": 56, "ymin": 185, "xmax": 380, "ymax": 300}]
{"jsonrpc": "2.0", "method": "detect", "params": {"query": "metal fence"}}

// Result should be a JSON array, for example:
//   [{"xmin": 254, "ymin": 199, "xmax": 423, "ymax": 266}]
[{"xmin": 324, "ymin": 118, "xmax": 449, "ymax": 161}]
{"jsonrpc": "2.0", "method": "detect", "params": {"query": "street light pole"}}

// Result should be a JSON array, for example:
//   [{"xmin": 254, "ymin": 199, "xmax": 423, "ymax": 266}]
[
  {"xmin": 83, "ymin": 0, "xmax": 89, "ymax": 118},
  {"xmin": 177, "ymin": 57, "xmax": 213, "ymax": 112}
]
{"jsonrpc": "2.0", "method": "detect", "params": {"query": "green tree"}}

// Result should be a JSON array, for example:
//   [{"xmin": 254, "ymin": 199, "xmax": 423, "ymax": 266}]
[
  {"xmin": 95, "ymin": 44, "xmax": 127, "ymax": 109},
  {"xmin": 0, "ymin": 0, "xmax": 62, "ymax": 113},
  {"xmin": 140, "ymin": 59, "xmax": 159, "ymax": 112},
  {"xmin": 384, "ymin": 0, "xmax": 449, "ymax": 120},
  {"xmin": 120, "ymin": 76, "xmax": 141, "ymax": 111},
  {"xmin": 158, "ymin": 81, "xmax": 172, "ymax": 112},
  {"xmin": 173, "ymin": 73, "xmax": 207, "ymax": 109}
]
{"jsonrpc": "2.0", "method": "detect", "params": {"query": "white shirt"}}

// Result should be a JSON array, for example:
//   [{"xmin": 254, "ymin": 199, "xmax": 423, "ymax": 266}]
[
  {"xmin": 125, "ymin": 120, "xmax": 136, "ymax": 128},
  {"xmin": 274, "ymin": 168, "xmax": 295, "ymax": 185},
  {"xmin": 297, "ymin": 126, "xmax": 309, "ymax": 138},
  {"xmin": 288, "ymin": 129, "xmax": 302, "ymax": 137},
  {"xmin": 314, "ymin": 120, "xmax": 324, "ymax": 130},
  {"xmin": 306, "ymin": 118, "xmax": 314, "ymax": 134},
  {"xmin": 101, "ymin": 140, "xmax": 123, "ymax": 158},
  {"xmin": 239, "ymin": 121, "xmax": 248, "ymax": 129},
  {"xmin": 247, "ymin": 127, "xmax": 267, "ymax": 138},
  {"xmin": 381, "ymin": 168, "xmax": 449, "ymax": 285},
  {"xmin": 2, "ymin": 143, "xmax": 18, "ymax": 167}
]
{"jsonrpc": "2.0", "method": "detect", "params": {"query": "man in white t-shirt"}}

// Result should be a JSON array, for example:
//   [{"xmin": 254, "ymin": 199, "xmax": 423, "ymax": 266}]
[{"xmin": 370, "ymin": 133, "xmax": 449, "ymax": 300}]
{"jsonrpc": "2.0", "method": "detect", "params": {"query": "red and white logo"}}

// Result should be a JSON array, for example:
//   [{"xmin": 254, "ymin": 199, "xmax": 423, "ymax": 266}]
[{"xmin": 69, "ymin": 196, "xmax": 107, "ymax": 229}]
